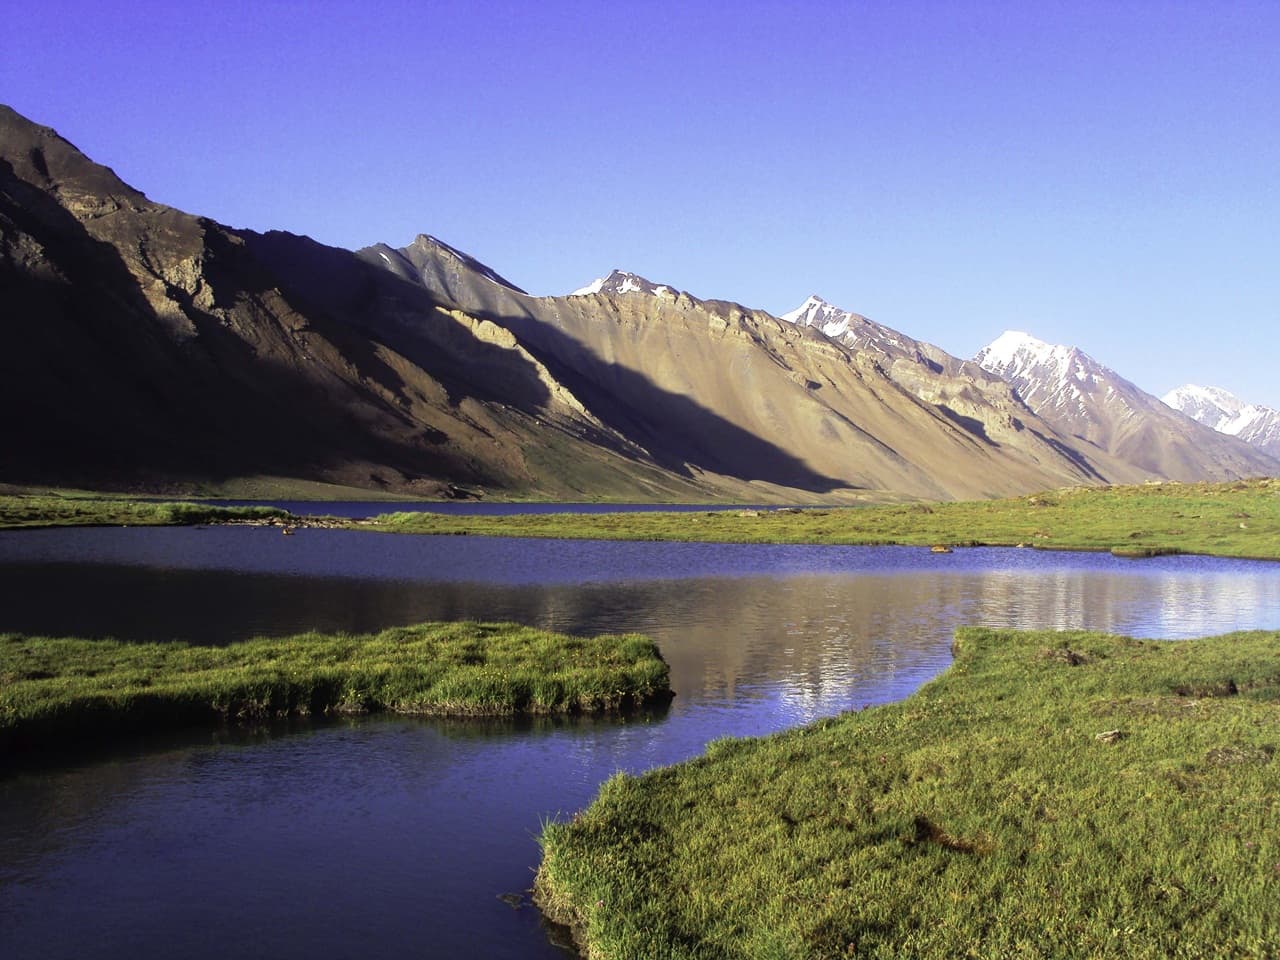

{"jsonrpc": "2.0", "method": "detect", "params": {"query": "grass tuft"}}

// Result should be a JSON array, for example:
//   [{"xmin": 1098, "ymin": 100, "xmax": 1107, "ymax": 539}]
[{"xmin": 0, "ymin": 623, "xmax": 672, "ymax": 756}]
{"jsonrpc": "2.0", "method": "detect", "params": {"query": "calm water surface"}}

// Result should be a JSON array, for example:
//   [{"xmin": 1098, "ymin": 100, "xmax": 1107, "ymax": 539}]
[{"xmin": 1, "ymin": 527, "xmax": 1278, "ymax": 958}]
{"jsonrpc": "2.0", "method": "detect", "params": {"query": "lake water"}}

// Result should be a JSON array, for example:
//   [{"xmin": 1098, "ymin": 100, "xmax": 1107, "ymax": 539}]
[{"xmin": 1, "ymin": 527, "xmax": 1278, "ymax": 958}]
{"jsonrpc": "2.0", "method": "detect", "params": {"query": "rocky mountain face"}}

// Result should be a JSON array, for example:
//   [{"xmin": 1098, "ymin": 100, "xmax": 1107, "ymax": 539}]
[
  {"xmin": 975, "ymin": 332, "xmax": 1278, "ymax": 481},
  {"xmin": 777, "ymin": 296, "xmax": 1147, "ymax": 486},
  {"xmin": 371, "ymin": 245, "xmax": 1153, "ymax": 500},
  {"xmin": 1163, "ymin": 385, "xmax": 1280, "ymax": 459},
  {"xmin": 3, "ymin": 103, "xmax": 1273, "ymax": 501},
  {"xmin": 0, "ymin": 105, "xmax": 710, "ymax": 499}
]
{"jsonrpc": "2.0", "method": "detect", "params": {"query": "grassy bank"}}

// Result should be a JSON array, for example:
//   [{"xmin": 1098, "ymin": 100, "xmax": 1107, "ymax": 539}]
[
  {"xmin": 0, "ymin": 623, "xmax": 672, "ymax": 755},
  {"xmin": 371, "ymin": 479, "xmax": 1280, "ymax": 560},
  {"xmin": 0, "ymin": 494, "xmax": 292, "ymax": 530},
  {"xmin": 0, "ymin": 476, "xmax": 429, "ymax": 502},
  {"xmin": 536, "ymin": 627, "xmax": 1280, "ymax": 959}
]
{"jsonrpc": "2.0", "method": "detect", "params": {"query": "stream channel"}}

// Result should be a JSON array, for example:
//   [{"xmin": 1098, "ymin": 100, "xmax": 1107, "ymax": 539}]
[{"xmin": 2, "ymin": 511, "xmax": 1278, "ymax": 958}]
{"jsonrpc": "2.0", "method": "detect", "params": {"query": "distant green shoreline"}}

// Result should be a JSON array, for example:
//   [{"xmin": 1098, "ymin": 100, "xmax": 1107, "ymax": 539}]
[
  {"xmin": 0, "ymin": 495, "xmax": 295, "ymax": 530},
  {"xmin": 4, "ymin": 479, "xmax": 1278, "ymax": 561},
  {"xmin": 0, "ymin": 623, "xmax": 673, "ymax": 757},
  {"xmin": 535, "ymin": 627, "xmax": 1280, "ymax": 958},
  {"xmin": 368, "ymin": 479, "xmax": 1280, "ymax": 561}
]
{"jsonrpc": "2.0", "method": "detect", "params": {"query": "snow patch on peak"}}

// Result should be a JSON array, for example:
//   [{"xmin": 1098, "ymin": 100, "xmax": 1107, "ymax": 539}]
[
  {"xmin": 1163, "ymin": 384, "xmax": 1240, "ymax": 412},
  {"xmin": 569, "ymin": 276, "xmax": 607, "ymax": 296},
  {"xmin": 977, "ymin": 330, "xmax": 1051, "ymax": 368},
  {"xmin": 780, "ymin": 294, "xmax": 830, "ymax": 325},
  {"xmin": 568, "ymin": 269, "xmax": 672, "ymax": 298}
]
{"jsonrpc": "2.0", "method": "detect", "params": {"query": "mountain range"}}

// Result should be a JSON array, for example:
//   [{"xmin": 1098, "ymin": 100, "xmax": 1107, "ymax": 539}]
[{"xmin": 2, "ymin": 104, "xmax": 1275, "ymax": 501}]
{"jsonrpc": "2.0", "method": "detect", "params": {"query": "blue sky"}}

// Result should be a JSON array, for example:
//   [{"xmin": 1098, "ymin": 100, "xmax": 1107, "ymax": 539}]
[{"xmin": 7, "ymin": 0, "xmax": 1280, "ymax": 407}]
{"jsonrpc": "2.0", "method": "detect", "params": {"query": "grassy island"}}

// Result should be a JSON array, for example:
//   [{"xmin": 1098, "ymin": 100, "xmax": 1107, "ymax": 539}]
[
  {"xmin": 372, "ymin": 479, "xmax": 1280, "ymax": 560},
  {"xmin": 536, "ymin": 627, "xmax": 1280, "ymax": 959},
  {"xmin": 0, "ymin": 623, "xmax": 672, "ymax": 755},
  {"xmin": 0, "ymin": 493, "xmax": 292, "ymax": 530}
]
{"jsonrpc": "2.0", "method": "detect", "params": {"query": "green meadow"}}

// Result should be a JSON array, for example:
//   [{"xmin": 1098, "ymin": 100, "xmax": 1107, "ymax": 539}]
[
  {"xmin": 0, "ymin": 623, "xmax": 672, "ymax": 755},
  {"xmin": 0, "ymin": 493, "xmax": 291, "ymax": 529},
  {"xmin": 372, "ymin": 479, "xmax": 1280, "ymax": 560},
  {"xmin": 536, "ymin": 627, "xmax": 1280, "ymax": 959}
]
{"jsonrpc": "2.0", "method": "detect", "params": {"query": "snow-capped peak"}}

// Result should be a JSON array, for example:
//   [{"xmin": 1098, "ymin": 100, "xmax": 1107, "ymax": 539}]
[
  {"xmin": 567, "ymin": 270, "xmax": 674, "ymax": 298},
  {"xmin": 975, "ymin": 331, "xmax": 1053, "ymax": 370},
  {"xmin": 975, "ymin": 331, "xmax": 1103, "ymax": 384},
  {"xmin": 779, "ymin": 294, "xmax": 833, "ymax": 325},
  {"xmin": 974, "ymin": 330, "xmax": 1124, "ymax": 420},
  {"xmin": 779, "ymin": 295, "xmax": 911, "ymax": 355},
  {"xmin": 1162, "ymin": 384, "xmax": 1280, "ymax": 454},
  {"xmin": 1162, "ymin": 384, "xmax": 1244, "ymax": 417}
]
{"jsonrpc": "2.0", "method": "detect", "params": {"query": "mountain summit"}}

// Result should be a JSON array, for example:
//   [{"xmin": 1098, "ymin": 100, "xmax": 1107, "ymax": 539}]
[
  {"xmin": 1163, "ymin": 385, "xmax": 1280, "ymax": 459},
  {"xmin": 570, "ymin": 270, "xmax": 677, "ymax": 298},
  {"xmin": 975, "ymin": 332, "xmax": 1277, "ymax": 480},
  {"xmin": 975, "ymin": 331, "xmax": 1105, "ymax": 416},
  {"xmin": 780, "ymin": 296, "xmax": 893, "ymax": 353}
]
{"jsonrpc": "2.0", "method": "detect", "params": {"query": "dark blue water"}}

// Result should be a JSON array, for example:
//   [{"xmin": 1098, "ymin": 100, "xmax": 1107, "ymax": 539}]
[{"xmin": 1, "ymin": 528, "xmax": 1277, "ymax": 958}]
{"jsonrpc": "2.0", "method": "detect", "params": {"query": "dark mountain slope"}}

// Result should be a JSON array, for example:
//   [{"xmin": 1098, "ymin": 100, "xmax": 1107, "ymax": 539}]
[{"xmin": 0, "ymin": 105, "xmax": 711, "ymax": 498}]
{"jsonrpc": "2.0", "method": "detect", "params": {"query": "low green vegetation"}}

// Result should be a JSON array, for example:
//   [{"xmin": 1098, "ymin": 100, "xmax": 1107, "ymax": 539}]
[
  {"xmin": 372, "ymin": 479, "xmax": 1280, "ymax": 559},
  {"xmin": 536, "ymin": 627, "xmax": 1280, "ymax": 959},
  {"xmin": 0, "ymin": 623, "xmax": 672, "ymax": 754},
  {"xmin": 0, "ymin": 476, "xmax": 425, "ymax": 502},
  {"xmin": 0, "ymin": 493, "xmax": 292, "ymax": 530}
]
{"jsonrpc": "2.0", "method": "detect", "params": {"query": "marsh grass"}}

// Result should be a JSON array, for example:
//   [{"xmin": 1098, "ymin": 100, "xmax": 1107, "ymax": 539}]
[
  {"xmin": 536, "ymin": 628, "xmax": 1280, "ymax": 959},
  {"xmin": 0, "ymin": 494, "xmax": 291, "ymax": 529},
  {"xmin": 371, "ymin": 479, "xmax": 1280, "ymax": 560},
  {"xmin": 0, "ymin": 623, "xmax": 672, "ymax": 755}
]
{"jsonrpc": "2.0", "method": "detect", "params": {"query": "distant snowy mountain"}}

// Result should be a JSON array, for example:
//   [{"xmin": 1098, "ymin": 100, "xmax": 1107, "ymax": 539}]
[
  {"xmin": 779, "ymin": 296, "xmax": 912, "ymax": 356},
  {"xmin": 570, "ymin": 270, "xmax": 677, "ymax": 298},
  {"xmin": 1162, "ymin": 384, "xmax": 1280, "ymax": 459},
  {"xmin": 780, "ymin": 294, "xmax": 967, "ymax": 379},
  {"xmin": 777, "ymin": 298, "xmax": 1141, "ymax": 486},
  {"xmin": 975, "ymin": 331, "xmax": 1279, "ymax": 481},
  {"xmin": 975, "ymin": 331, "xmax": 1113, "ymax": 419}
]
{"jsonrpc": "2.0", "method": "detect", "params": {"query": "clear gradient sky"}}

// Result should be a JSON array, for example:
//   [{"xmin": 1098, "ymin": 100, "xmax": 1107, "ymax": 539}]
[{"xmin": 6, "ymin": 1, "xmax": 1279, "ymax": 407}]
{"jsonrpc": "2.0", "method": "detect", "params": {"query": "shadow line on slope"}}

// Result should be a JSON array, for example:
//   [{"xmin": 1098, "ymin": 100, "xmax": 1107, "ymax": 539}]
[{"xmin": 484, "ymin": 313, "xmax": 850, "ymax": 494}]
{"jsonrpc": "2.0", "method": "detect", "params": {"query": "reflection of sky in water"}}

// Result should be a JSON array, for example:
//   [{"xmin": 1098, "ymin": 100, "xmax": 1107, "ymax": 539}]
[{"xmin": 752, "ymin": 566, "xmax": 1280, "ymax": 728}]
